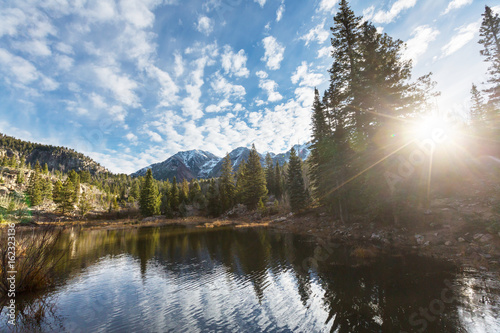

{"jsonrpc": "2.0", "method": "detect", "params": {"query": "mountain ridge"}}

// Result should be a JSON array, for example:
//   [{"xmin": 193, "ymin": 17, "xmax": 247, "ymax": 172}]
[{"xmin": 131, "ymin": 143, "xmax": 312, "ymax": 181}]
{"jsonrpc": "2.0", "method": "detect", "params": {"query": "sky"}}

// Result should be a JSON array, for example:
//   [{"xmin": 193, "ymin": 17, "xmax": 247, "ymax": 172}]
[{"xmin": 0, "ymin": 0, "xmax": 498, "ymax": 174}]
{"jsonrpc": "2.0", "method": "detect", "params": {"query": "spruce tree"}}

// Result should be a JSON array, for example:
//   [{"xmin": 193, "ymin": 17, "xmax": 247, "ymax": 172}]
[
  {"xmin": 470, "ymin": 83, "xmax": 487, "ymax": 125},
  {"xmin": 53, "ymin": 180, "xmax": 63, "ymax": 206},
  {"xmin": 274, "ymin": 163, "xmax": 284, "ymax": 199},
  {"xmin": 16, "ymin": 171, "xmax": 25, "ymax": 184},
  {"xmin": 207, "ymin": 179, "xmax": 221, "ymax": 217},
  {"xmin": 287, "ymin": 148, "xmax": 308, "ymax": 212},
  {"xmin": 241, "ymin": 144, "xmax": 267, "ymax": 209},
  {"xmin": 42, "ymin": 163, "xmax": 49, "ymax": 174},
  {"xmin": 59, "ymin": 178, "xmax": 75, "ymax": 214},
  {"xmin": 219, "ymin": 154, "xmax": 236, "ymax": 212},
  {"xmin": 139, "ymin": 169, "xmax": 160, "ymax": 217},
  {"xmin": 78, "ymin": 191, "xmax": 92, "ymax": 217},
  {"xmin": 235, "ymin": 160, "xmax": 247, "ymax": 204},
  {"xmin": 170, "ymin": 176, "xmax": 179, "ymax": 212},
  {"xmin": 130, "ymin": 180, "xmax": 140, "ymax": 201},
  {"xmin": 27, "ymin": 161, "xmax": 43, "ymax": 206},
  {"xmin": 179, "ymin": 178, "xmax": 189, "ymax": 203},
  {"xmin": 264, "ymin": 153, "xmax": 275, "ymax": 195},
  {"xmin": 479, "ymin": 5, "xmax": 500, "ymax": 108}
]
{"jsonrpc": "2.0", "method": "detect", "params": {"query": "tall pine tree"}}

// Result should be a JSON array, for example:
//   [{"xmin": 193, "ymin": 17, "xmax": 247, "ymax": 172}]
[
  {"xmin": 139, "ymin": 169, "xmax": 160, "ymax": 217},
  {"xmin": 287, "ymin": 148, "xmax": 308, "ymax": 212},
  {"xmin": 241, "ymin": 144, "xmax": 267, "ymax": 209},
  {"xmin": 219, "ymin": 154, "xmax": 236, "ymax": 212},
  {"xmin": 479, "ymin": 5, "xmax": 500, "ymax": 108}
]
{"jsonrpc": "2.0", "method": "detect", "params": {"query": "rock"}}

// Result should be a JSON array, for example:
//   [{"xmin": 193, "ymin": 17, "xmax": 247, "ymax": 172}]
[
  {"xmin": 415, "ymin": 234, "xmax": 425, "ymax": 245},
  {"xmin": 445, "ymin": 241, "xmax": 452, "ymax": 246},
  {"xmin": 479, "ymin": 234, "xmax": 493, "ymax": 243},
  {"xmin": 273, "ymin": 217, "xmax": 287, "ymax": 223},
  {"xmin": 458, "ymin": 237, "xmax": 466, "ymax": 243},
  {"xmin": 424, "ymin": 241, "xmax": 430, "ymax": 246},
  {"xmin": 474, "ymin": 233, "xmax": 484, "ymax": 240},
  {"xmin": 434, "ymin": 233, "xmax": 438, "ymax": 237}
]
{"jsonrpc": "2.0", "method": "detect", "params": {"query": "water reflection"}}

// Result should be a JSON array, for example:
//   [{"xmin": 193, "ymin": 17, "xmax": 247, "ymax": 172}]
[{"xmin": 1, "ymin": 226, "xmax": 499, "ymax": 332}]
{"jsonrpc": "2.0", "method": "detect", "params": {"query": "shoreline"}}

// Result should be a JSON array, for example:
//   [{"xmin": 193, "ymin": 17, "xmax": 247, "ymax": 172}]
[{"xmin": 2, "ymin": 211, "xmax": 499, "ymax": 275}]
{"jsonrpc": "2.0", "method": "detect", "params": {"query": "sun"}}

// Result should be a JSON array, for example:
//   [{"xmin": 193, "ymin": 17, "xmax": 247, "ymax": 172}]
[{"xmin": 413, "ymin": 115, "xmax": 454, "ymax": 144}]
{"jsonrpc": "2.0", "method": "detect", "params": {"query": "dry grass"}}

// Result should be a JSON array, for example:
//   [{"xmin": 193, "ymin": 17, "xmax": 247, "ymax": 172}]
[{"xmin": 0, "ymin": 226, "xmax": 69, "ymax": 296}]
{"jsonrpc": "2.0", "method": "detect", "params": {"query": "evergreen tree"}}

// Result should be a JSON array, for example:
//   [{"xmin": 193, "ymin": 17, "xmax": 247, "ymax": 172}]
[
  {"xmin": 53, "ymin": 180, "xmax": 63, "ymax": 206},
  {"xmin": 179, "ymin": 178, "xmax": 189, "ymax": 203},
  {"xmin": 207, "ymin": 179, "xmax": 221, "ymax": 217},
  {"xmin": 470, "ymin": 83, "xmax": 487, "ymax": 125},
  {"xmin": 8, "ymin": 155, "xmax": 17, "ymax": 168},
  {"xmin": 130, "ymin": 180, "xmax": 140, "ymax": 201},
  {"xmin": 59, "ymin": 178, "xmax": 75, "ymax": 214},
  {"xmin": 219, "ymin": 154, "xmax": 236, "ymax": 212},
  {"xmin": 160, "ymin": 180, "xmax": 172, "ymax": 216},
  {"xmin": 27, "ymin": 161, "xmax": 43, "ymax": 206},
  {"xmin": 78, "ymin": 191, "xmax": 92, "ymax": 217},
  {"xmin": 16, "ymin": 171, "xmax": 25, "ymax": 184},
  {"xmin": 170, "ymin": 176, "xmax": 180, "ymax": 212},
  {"xmin": 479, "ymin": 5, "xmax": 500, "ymax": 108},
  {"xmin": 41, "ymin": 178, "xmax": 53, "ymax": 201},
  {"xmin": 19, "ymin": 156, "xmax": 25, "ymax": 169},
  {"xmin": 274, "ymin": 163, "xmax": 284, "ymax": 199},
  {"xmin": 235, "ymin": 160, "xmax": 247, "ymax": 204},
  {"xmin": 287, "ymin": 148, "xmax": 309, "ymax": 212},
  {"xmin": 241, "ymin": 144, "xmax": 267, "ymax": 209},
  {"xmin": 139, "ymin": 169, "xmax": 160, "ymax": 217},
  {"xmin": 264, "ymin": 153, "xmax": 275, "ymax": 195},
  {"xmin": 42, "ymin": 163, "xmax": 49, "ymax": 174},
  {"xmin": 189, "ymin": 179, "xmax": 204, "ymax": 207}
]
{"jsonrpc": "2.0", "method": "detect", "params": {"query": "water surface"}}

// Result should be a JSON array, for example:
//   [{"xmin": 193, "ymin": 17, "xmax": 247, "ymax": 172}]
[{"xmin": 1, "ymin": 226, "xmax": 499, "ymax": 332}]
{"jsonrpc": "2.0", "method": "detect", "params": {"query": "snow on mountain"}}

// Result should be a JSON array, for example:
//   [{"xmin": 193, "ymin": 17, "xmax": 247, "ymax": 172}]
[{"xmin": 131, "ymin": 143, "xmax": 311, "ymax": 181}]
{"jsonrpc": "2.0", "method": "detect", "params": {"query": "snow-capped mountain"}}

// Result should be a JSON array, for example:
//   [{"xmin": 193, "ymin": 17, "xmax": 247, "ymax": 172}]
[
  {"xmin": 131, "ymin": 143, "xmax": 311, "ymax": 181},
  {"xmin": 131, "ymin": 150, "xmax": 220, "ymax": 181}
]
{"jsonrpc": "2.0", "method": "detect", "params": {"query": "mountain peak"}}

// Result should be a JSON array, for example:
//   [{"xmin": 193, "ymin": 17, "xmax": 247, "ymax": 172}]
[{"xmin": 131, "ymin": 143, "xmax": 311, "ymax": 181}]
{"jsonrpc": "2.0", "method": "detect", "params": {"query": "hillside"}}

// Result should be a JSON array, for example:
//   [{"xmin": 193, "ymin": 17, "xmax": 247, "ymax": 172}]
[{"xmin": 0, "ymin": 133, "xmax": 108, "ymax": 175}]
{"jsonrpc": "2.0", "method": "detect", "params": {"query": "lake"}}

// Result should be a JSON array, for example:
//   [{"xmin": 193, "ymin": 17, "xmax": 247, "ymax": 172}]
[{"xmin": 1, "ymin": 226, "xmax": 499, "ymax": 332}]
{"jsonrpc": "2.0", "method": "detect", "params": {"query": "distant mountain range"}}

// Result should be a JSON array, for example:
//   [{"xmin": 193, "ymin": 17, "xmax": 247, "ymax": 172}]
[{"xmin": 131, "ymin": 143, "xmax": 311, "ymax": 181}]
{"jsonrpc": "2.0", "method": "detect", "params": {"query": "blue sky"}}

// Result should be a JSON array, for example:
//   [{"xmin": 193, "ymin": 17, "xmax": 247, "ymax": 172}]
[{"xmin": 0, "ymin": 0, "xmax": 498, "ymax": 174}]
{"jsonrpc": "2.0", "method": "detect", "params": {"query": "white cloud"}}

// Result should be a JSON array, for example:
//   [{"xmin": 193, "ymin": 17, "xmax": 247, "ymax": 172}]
[
  {"xmin": 146, "ymin": 65, "xmax": 179, "ymax": 107},
  {"xmin": 0, "ymin": 8, "xmax": 26, "ymax": 37},
  {"xmin": 196, "ymin": 16, "xmax": 214, "ymax": 35},
  {"xmin": 442, "ymin": 0, "xmax": 473, "ymax": 15},
  {"xmin": 300, "ymin": 22, "xmax": 329, "ymax": 46},
  {"xmin": 254, "ymin": 0, "xmax": 266, "ymax": 8},
  {"xmin": 318, "ymin": 0, "xmax": 338, "ymax": 13},
  {"xmin": 371, "ymin": 0, "xmax": 417, "ymax": 24},
  {"xmin": 41, "ymin": 76, "xmax": 59, "ymax": 91},
  {"xmin": 256, "ymin": 70, "xmax": 268, "ymax": 79},
  {"xmin": 94, "ymin": 66, "xmax": 140, "ymax": 107},
  {"xmin": 276, "ymin": 1, "xmax": 285, "ymax": 22},
  {"xmin": 294, "ymin": 87, "xmax": 315, "ymax": 108},
  {"xmin": 221, "ymin": 46, "xmax": 250, "ymax": 78},
  {"xmin": 56, "ymin": 54, "xmax": 74, "ymax": 71},
  {"xmin": 261, "ymin": 36, "xmax": 285, "ymax": 70},
  {"xmin": 441, "ymin": 22, "xmax": 480, "ymax": 57},
  {"xmin": 259, "ymin": 79, "xmax": 283, "ymax": 102},
  {"xmin": 119, "ymin": 0, "xmax": 155, "ymax": 28},
  {"xmin": 291, "ymin": 61, "xmax": 324, "ymax": 87},
  {"xmin": 0, "ymin": 48, "xmax": 39, "ymax": 84},
  {"xmin": 317, "ymin": 45, "xmax": 333, "ymax": 58},
  {"xmin": 109, "ymin": 105, "xmax": 127, "ymax": 122},
  {"xmin": 174, "ymin": 52, "xmax": 184, "ymax": 77},
  {"xmin": 11, "ymin": 40, "xmax": 52, "ymax": 57},
  {"xmin": 211, "ymin": 72, "xmax": 246, "ymax": 99},
  {"xmin": 146, "ymin": 130, "xmax": 163, "ymax": 142},
  {"xmin": 402, "ymin": 25, "xmax": 439, "ymax": 65},
  {"xmin": 206, "ymin": 99, "xmax": 232, "ymax": 113}
]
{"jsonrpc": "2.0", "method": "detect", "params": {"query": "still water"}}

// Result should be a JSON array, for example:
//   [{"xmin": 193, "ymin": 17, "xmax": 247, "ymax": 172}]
[{"xmin": 1, "ymin": 226, "xmax": 499, "ymax": 332}]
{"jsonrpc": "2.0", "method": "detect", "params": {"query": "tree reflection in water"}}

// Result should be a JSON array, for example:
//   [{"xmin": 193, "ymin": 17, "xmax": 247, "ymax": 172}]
[{"xmin": 1, "ymin": 226, "xmax": 498, "ymax": 332}]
